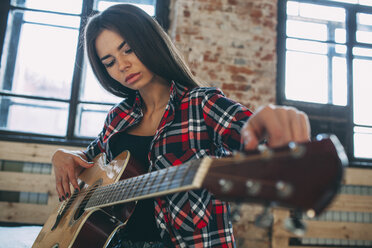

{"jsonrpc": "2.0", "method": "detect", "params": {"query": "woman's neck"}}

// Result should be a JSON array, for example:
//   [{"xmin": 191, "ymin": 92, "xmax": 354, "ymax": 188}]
[{"xmin": 138, "ymin": 76, "xmax": 171, "ymax": 114}]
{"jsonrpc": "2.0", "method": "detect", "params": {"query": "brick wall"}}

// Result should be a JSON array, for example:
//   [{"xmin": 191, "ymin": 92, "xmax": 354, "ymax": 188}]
[
  {"xmin": 169, "ymin": 0, "xmax": 278, "ymax": 111},
  {"xmin": 168, "ymin": 1, "xmax": 278, "ymax": 247}
]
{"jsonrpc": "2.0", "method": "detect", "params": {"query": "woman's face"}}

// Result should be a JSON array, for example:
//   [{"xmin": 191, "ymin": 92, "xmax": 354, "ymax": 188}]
[{"xmin": 95, "ymin": 29, "xmax": 156, "ymax": 90}]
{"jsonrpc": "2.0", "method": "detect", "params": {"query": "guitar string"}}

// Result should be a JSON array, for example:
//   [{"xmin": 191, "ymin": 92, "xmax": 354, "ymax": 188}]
[
  {"xmin": 85, "ymin": 166, "xmax": 283, "ymax": 208},
  {"xmin": 86, "ymin": 164, "xmax": 196, "ymax": 207},
  {"xmin": 67, "ymin": 144, "xmax": 307, "ymax": 201},
  {"xmin": 61, "ymin": 146, "xmax": 306, "ymax": 209},
  {"xmin": 65, "ymin": 163, "xmax": 196, "ymax": 208},
  {"xmin": 79, "ymin": 172, "xmax": 192, "ymax": 208},
  {"xmin": 62, "ymin": 162, "xmax": 281, "ymax": 209}
]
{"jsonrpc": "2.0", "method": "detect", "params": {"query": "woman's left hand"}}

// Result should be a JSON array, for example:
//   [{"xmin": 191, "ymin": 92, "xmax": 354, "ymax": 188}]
[{"xmin": 242, "ymin": 104, "xmax": 311, "ymax": 150}]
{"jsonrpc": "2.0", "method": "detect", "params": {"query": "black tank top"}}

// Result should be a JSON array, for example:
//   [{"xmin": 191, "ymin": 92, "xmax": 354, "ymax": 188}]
[{"xmin": 110, "ymin": 132, "xmax": 161, "ymax": 242}]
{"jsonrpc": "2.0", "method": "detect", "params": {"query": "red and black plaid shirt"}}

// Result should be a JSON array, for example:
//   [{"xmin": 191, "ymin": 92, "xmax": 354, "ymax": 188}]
[{"xmin": 84, "ymin": 82, "xmax": 252, "ymax": 247}]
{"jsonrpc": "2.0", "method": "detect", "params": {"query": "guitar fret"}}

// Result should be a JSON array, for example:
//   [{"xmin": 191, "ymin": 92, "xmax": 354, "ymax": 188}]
[
  {"xmin": 132, "ymin": 174, "xmax": 145, "ymax": 198},
  {"xmin": 92, "ymin": 187, "xmax": 101, "ymax": 207},
  {"xmin": 167, "ymin": 165, "xmax": 179, "ymax": 190},
  {"xmin": 124, "ymin": 178, "xmax": 135, "ymax": 199},
  {"xmin": 139, "ymin": 173, "xmax": 151, "ymax": 197},
  {"xmin": 86, "ymin": 160, "xmax": 201, "ymax": 209},
  {"xmin": 147, "ymin": 170, "xmax": 161, "ymax": 195},
  {"xmin": 102, "ymin": 186, "xmax": 111, "ymax": 205},
  {"xmin": 148, "ymin": 169, "xmax": 167, "ymax": 195},
  {"xmin": 121, "ymin": 179, "xmax": 131, "ymax": 201},
  {"xmin": 157, "ymin": 167, "xmax": 170, "ymax": 193},
  {"xmin": 107, "ymin": 184, "xmax": 115, "ymax": 204},
  {"xmin": 183, "ymin": 162, "xmax": 199, "ymax": 186},
  {"xmin": 170, "ymin": 166, "xmax": 187, "ymax": 189},
  {"xmin": 180, "ymin": 161, "xmax": 194, "ymax": 186},
  {"xmin": 93, "ymin": 188, "xmax": 102, "ymax": 207},
  {"xmin": 111, "ymin": 182, "xmax": 119, "ymax": 203},
  {"xmin": 119, "ymin": 179, "xmax": 129, "ymax": 202}
]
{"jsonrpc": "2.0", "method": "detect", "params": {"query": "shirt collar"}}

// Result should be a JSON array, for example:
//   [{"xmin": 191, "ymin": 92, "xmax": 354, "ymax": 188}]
[{"xmin": 132, "ymin": 81, "xmax": 189, "ymax": 109}]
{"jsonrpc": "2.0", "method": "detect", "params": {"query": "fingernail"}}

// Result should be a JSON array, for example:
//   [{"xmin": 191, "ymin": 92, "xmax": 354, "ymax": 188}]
[
  {"xmin": 75, "ymin": 188, "xmax": 79, "ymax": 193},
  {"xmin": 62, "ymin": 196, "xmax": 66, "ymax": 201},
  {"xmin": 66, "ymin": 193, "xmax": 69, "ymax": 198},
  {"xmin": 59, "ymin": 197, "xmax": 62, "ymax": 202}
]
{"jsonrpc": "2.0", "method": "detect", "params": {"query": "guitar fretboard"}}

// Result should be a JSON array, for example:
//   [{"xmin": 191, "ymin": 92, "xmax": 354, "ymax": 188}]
[{"xmin": 85, "ymin": 158, "xmax": 211, "ymax": 209}]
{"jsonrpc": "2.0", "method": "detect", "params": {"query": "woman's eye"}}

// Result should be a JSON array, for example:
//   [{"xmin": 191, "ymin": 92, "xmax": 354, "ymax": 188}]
[
  {"xmin": 104, "ymin": 60, "xmax": 115, "ymax": 68},
  {"xmin": 124, "ymin": 48, "xmax": 133, "ymax": 54}
]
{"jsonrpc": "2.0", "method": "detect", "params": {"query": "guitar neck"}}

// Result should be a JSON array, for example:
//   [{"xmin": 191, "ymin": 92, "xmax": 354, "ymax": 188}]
[
  {"xmin": 85, "ymin": 158, "xmax": 212, "ymax": 210},
  {"xmin": 84, "ymin": 135, "xmax": 346, "ymax": 216}
]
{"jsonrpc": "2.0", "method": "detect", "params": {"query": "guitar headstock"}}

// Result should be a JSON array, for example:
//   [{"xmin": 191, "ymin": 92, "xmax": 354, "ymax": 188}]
[{"xmin": 202, "ymin": 134, "xmax": 348, "ymax": 217}]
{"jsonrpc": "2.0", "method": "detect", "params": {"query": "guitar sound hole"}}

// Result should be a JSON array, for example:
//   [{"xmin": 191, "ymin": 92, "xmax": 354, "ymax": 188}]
[{"xmin": 73, "ymin": 180, "xmax": 101, "ymax": 221}]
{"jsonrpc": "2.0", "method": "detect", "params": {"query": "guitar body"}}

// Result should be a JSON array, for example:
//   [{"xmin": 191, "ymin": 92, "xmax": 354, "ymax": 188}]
[{"xmin": 32, "ymin": 151, "xmax": 142, "ymax": 248}]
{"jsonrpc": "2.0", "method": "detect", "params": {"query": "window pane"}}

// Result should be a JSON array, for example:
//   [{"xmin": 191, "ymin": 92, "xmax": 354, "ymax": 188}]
[
  {"xmin": 286, "ymin": 20, "xmax": 328, "ymax": 41},
  {"xmin": 75, "ymin": 103, "xmax": 113, "ymax": 137},
  {"xmin": 285, "ymin": 51, "xmax": 328, "ymax": 103},
  {"xmin": 327, "ymin": 0, "xmax": 357, "ymax": 3},
  {"xmin": 94, "ymin": 0, "xmax": 155, "ymax": 15},
  {"xmin": 332, "ymin": 57, "xmax": 347, "ymax": 106},
  {"xmin": 80, "ymin": 61, "xmax": 122, "ymax": 103},
  {"xmin": 357, "ymin": 13, "xmax": 372, "ymax": 44},
  {"xmin": 335, "ymin": 28, "xmax": 346, "ymax": 43},
  {"xmin": 11, "ymin": 0, "xmax": 83, "ymax": 14},
  {"xmin": 0, "ymin": 96, "xmax": 68, "ymax": 136},
  {"xmin": 286, "ymin": 38, "xmax": 328, "ymax": 54},
  {"xmin": 353, "ymin": 54, "xmax": 372, "ymax": 126},
  {"xmin": 353, "ymin": 47, "xmax": 372, "ymax": 57},
  {"xmin": 297, "ymin": 3, "xmax": 345, "ymax": 23},
  {"xmin": 23, "ymin": 10, "xmax": 81, "ymax": 28},
  {"xmin": 0, "ymin": 11, "xmax": 79, "ymax": 99},
  {"xmin": 354, "ymin": 127, "xmax": 372, "ymax": 159},
  {"xmin": 359, "ymin": 0, "xmax": 372, "ymax": 6},
  {"xmin": 287, "ymin": 2, "xmax": 346, "ymax": 43}
]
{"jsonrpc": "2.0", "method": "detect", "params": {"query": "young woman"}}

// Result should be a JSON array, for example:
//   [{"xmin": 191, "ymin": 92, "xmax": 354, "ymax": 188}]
[{"xmin": 52, "ymin": 4, "xmax": 310, "ymax": 248}]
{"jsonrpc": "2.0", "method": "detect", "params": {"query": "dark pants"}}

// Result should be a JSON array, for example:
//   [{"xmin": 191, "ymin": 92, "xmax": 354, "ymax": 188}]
[
  {"xmin": 108, "ymin": 229, "xmax": 167, "ymax": 248},
  {"xmin": 110, "ymin": 240, "xmax": 166, "ymax": 248}
]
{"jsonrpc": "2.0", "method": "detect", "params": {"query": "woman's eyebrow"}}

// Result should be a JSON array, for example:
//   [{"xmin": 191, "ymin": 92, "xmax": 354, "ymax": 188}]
[
  {"xmin": 118, "ymin": 41, "xmax": 126, "ymax": 50},
  {"xmin": 100, "ymin": 41, "xmax": 127, "ymax": 61},
  {"xmin": 100, "ymin": 55, "xmax": 111, "ymax": 61}
]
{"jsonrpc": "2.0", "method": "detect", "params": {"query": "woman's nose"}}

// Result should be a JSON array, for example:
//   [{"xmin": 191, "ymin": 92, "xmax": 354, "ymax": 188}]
[{"xmin": 118, "ymin": 57, "xmax": 130, "ymax": 71}]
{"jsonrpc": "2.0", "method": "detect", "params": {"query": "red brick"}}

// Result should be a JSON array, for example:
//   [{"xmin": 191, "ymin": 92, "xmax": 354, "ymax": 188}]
[{"xmin": 227, "ymin": 65, "xmax": 254, "ymax": 75}]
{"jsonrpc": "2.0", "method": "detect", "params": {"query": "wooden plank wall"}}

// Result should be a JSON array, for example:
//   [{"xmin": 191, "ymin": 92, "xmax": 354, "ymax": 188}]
[
  {"xmin": 272, "ymin": 167, "xmax": 372, "ymax": 248},
  {"xmin": 0, "ymin": 141, "xmax": 83, "ymax": 224}
]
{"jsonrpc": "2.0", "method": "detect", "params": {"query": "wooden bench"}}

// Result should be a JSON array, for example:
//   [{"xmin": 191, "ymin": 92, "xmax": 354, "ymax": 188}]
[
  {"xmin": 272, "ymin": 167, "xmax": 372, "ymax": 248},
  {"xmin": 0, "ymin": 141, "xmax": 83, "ymax": 224}
]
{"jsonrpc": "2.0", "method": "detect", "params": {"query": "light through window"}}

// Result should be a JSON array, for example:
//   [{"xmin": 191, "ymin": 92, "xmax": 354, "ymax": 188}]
[
  {"xmin": 0, "ymin": 0, "xmax": 159, "ymax": 141},
  {"xmin": 279, "ymin": 0, "xmax": 372, "ymax": 162}
]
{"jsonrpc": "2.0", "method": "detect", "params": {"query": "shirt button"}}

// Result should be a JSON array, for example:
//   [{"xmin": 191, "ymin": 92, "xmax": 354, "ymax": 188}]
[{"xmin": 160, "ymin": 223, "xmax": 166, "ymax": 229}]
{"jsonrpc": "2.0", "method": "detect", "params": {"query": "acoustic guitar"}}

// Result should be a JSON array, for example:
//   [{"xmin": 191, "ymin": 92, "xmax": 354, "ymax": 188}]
[{"xmin": 32, "ymin": 134, "xmax": 347, "ymax": 248}]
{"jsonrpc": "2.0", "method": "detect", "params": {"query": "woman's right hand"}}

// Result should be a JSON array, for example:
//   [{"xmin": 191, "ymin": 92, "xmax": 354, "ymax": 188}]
[{"xmin": 52, "ymin": 149, "xmax": 94, "ymax": 201}]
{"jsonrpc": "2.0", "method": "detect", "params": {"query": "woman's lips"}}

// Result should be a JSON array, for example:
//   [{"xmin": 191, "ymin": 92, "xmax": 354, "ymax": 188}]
[{"xmin": 125, "ymin": 72, "xmax": 141, "ymax": 84}]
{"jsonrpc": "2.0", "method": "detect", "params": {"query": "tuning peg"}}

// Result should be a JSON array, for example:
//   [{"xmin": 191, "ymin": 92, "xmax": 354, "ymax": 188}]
[
  {"xmin": 218, "ymin": 179, "xmax": 233, "ymax": 193},
  {"xmin": 246, "ymin": 180, "xmax": 261, "ymax": 196},
  {"xmin": 284, "ymin": 210, "xmax": 307, "ymax": 236},
  {"xmin": 288, "ymin": 142, "xmax": 306, "ymax": 158},
  {"xmin": 230, "ymin": 203, "xmax": 242, "ymax": 223},
  {"xmin": 275, "ymin": 181, "xmax": 293, "ymax": 198},
  {"xmin": 254, "ymin": 205, "xmax": 273, "ymax": 228},
  {"xmin": 257, "ymin": 144, "xmax": 274, "ymax": 160}
]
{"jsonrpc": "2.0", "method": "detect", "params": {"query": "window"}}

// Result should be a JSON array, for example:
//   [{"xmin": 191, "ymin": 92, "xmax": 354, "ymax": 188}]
[
  {"xmin": 277, "ymin": 0, "xmax": 372, "ymax": 165},
  {"xmin": 0, "ymin": 0, "xmax": 169, "ymax": 145}
]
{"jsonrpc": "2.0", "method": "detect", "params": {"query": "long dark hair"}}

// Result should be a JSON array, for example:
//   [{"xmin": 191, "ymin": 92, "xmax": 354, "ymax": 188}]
[{"xmin": 84, "ymin": 4, "xmax": 200, "ymax": 98}]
